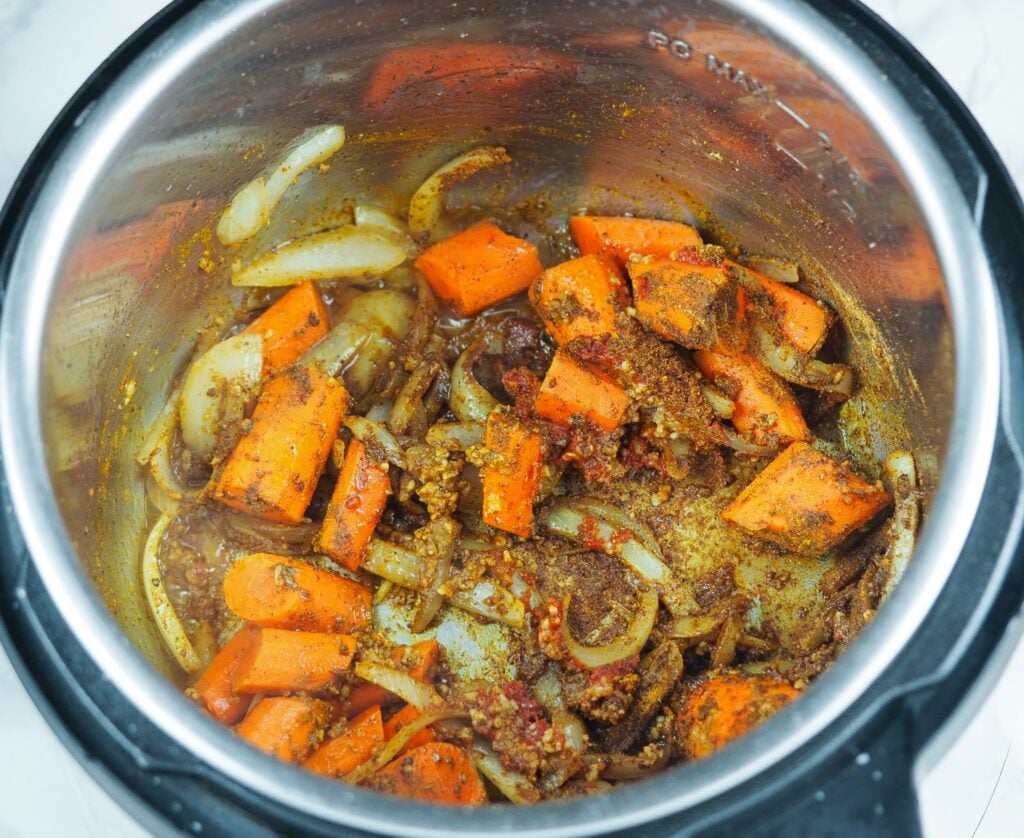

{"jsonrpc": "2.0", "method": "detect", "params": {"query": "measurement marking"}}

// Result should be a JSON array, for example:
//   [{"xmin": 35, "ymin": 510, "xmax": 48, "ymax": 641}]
[
  {"xmin": 774, "ymin": 142, "xmax": 808, "ymax": 170},
  {"xmin": 775, "ymin": 99, "xmax": 810, "ymax": 129}
]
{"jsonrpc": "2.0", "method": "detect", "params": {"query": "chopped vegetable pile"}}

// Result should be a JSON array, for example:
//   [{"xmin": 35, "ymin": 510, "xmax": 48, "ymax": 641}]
[{"xmin": 136, "ymin": 129, "xmax": 919, "ymax": 805}]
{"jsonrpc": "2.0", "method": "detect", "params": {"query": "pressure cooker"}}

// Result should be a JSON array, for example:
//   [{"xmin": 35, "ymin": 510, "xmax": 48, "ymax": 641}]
[{"xmin": 0, "ymin": 0, "xmax": 1022, "ymax": 835}]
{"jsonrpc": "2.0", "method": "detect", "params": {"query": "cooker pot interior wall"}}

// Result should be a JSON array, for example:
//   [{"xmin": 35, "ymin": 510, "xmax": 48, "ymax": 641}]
[{"xmin": 41, "ymin": 0, "xmax": 947, "ymax": 676}]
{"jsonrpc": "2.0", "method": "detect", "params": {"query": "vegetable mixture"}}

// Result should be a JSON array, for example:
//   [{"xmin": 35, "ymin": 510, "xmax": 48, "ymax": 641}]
[{"xmin": 139, "ymin": 126, "xmax": 919, "ymax": 805}]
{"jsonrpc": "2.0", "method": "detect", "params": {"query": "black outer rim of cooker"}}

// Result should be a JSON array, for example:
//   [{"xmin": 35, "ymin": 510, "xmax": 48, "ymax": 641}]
[{"xmin": 0, "ymin": 1, "xmax": 1022, "ymax": 836}]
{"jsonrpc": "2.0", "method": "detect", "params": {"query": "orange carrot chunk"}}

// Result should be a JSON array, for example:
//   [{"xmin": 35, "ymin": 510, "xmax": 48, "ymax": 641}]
[
  {"xmin": 303, "ymin": 706, "xmax": 385, "ymax": 777},
  {"xmin": 382, "ymin": 705, "xmax": 437, "ymax": 755},
  {"xmin": 569, "ymin": 215, "xmax": 702, "ymax": 267},
  {"xmin": 190, "ymin": 624, "xmax": 259, "ymax": 725},
  {"xmin": 676, "ymin": 672, "xmax": 799, "ymax": 759},
  {"xmin": 223, "ymin": 553, "xmax": 372, "ymax": 633},
  {"xmin": 346, "ymin": 640, "xmax": 442, "ymax": 717},
  {"xmin": 630, "ymin": 258, "xmax": 742, "ymax": 351},
  {"xmin": 243, "ymin": 281, "xmax": 330, "ymax": 373},
  {"xmin": 481, "ymin": 413, "xmax": 544, "ymax": 537},
  {"xmin": 213, "ymin": 365, "xmax": 349, "ymax": 524},
  {"xmin": 371, "ymin": 742, "xmax": 488, "ymax": 805},
  {"xmin": 693, "ymin": 349, "xmax": 809, "ymax": 446},
  {"xmin": 414, "ymin": 221, "xmax": 543, "ymax": 317},
  {"xmin": 235, "ymin": 695, "xmax": 332, "ymax": 763},
  {"xmin": 729, "ymin": 262, "xmax": 832, "ymax": 354},
  {"xmin": 318, "ymin": 439, "xmax": 390, "ymax": 571},
  {"xmin": 232, "ymin": 628, "xmax": 356, "ymax": 694},
  {"xmin": 723, "ymin": 441, "xmax": 892, "ymax": 555},
  {"xmin": 529, "ymin": 254, "xmax": 626, "ymax": 346},
  {"xmin": 534, "ymin": 350, "xmax": 628, "ymax": 432}
]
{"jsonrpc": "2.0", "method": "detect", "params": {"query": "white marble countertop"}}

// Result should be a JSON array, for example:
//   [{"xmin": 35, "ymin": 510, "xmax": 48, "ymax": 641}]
[{"xmin": 0, "ymin": 0, "xmax": 1022, "ymax": 835}]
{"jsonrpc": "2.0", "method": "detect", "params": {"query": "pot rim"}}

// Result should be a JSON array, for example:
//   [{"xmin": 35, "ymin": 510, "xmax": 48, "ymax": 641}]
[{"xmin": 0, "ymin": 0, "xmax": 1002, "ymax": 834}]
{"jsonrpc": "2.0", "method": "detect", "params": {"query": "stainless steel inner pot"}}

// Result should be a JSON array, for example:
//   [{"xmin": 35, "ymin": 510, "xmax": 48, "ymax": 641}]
[{"xmin": 0, "ymin": 0, "xmax": 1002, "ymax": 834}]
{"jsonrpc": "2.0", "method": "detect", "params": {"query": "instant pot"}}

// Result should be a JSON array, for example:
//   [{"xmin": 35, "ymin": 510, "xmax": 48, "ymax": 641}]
[{"xmin": 1, "ymin": 0, "xmax": 1022, "ymax": 835}]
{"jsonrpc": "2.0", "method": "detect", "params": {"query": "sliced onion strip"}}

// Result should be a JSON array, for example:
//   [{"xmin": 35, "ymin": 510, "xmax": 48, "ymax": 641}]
[
  {"xmin": 137, "ymin": 383, "xmax": 183, "ymax": 466},
  {"xmin": 363, "ymin": 539, "xmax": 526, "ymax": 628},
  {"xmin": 411, "ymin": 518, "xmax": 459, "ymax": 633},
  {"xmin": 389, "ymin": 360, "xmax": 443, "ymax": 436},
  {"xmin": 408, "ymin": 146, "xmax": 511, "ymax": 240},
  {"xmin": 472, "ymin": 740, "xmax": 541, "ymax": 804},
  {"xmin": 700, "ymin": 382, "xmax": 735, "ymax": 419},
  {"xmin": 149, "ymin": 438, "xmax": 200, "ymax": 503},
  {"xmin": 721, "ymin": 425, "xmax": 778, "ymax": 458},
  {"xmin": 881, "ymin": 450, "xmax": 919, "ymax": 598},
  {"xmin": 738, "ymin": 254, "xmax": 800, "ymax": 283},
  {"xmin": 560, "ymin": 585, "xmax": 658, "ymax": 669},
  {"xmin": 344, "ymin": 709, "xmax": 468, "ymax": 784},
  {"xmin": 587, "ymin": 748, "xmax": 670, "ymax": 780},
  {"xmin": 450, "ymin": 581, "xmax": 526, "ymax": 630},
  {"xmin": 217, "ymin": 125, "xmax": 346, "ymax": 245},
  {"xmin": 544, "ymin": 500, "xmax": 699, "ymax": 618},
  {"xmin": 344, "ymin": 416, "xmax": 406, "ymax": 469},
  {"xmin": 425, "ymin": 421, "xmax": 485, "ymax": 451},
  {"xmin": 568, "ymin": 498, "xmax": 664, "ymax": 559},
  {"xmin": 142, "ymin": 508, "xmax": 201, "ymax": 673},
  {"xmin": 353, "ymin": 661, "xmax": 442, "ymax": 712},
  {"xmin": 364, "ymin": 540, "xmax": 423, "ymax": 588},
  {"xmin": 179, "ymin": 332, "xmax": 263, "ymax": 459},
  {"xmin": 354, "ymin": 204, "xmax": 405, "ymax": 234},
  {"xmin": 232, "ymin": 225, "xmax": 409, "ymax": 287},
  {"xmin": 749, "ymin": 323, "xmax": 854, "ymax": 395},
  {"xmin": 450, "ymin": 340, "xmax": 499, "ymax": 422}
]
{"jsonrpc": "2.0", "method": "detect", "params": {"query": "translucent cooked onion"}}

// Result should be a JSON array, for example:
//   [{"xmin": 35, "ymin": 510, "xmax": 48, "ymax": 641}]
[
  {"xmin": 149, "ymin": 437, "xmax": 200, "ymax": 503},
  {"xmin": 179, "ymin": 333, "xmax": 263, "ymax": 459},
  {"xmin": 353, "ymin": 661, "xmax": 442, "ymax": 711},
  {"xmin": 544, "ymin": 501, "xmax": 699, "ymax": 618},
  {"xmin": 881, "ymin": 450, "xmax": 919, "ymax": 599},
  {"xmin": 553, "ymin": 709, "xmax": 587, "ymax": 753},
  {"xmin": 669, "ymin": 610, "xmax": 723, "ymax": 641},
  {"xmin": 472, "ymin": 741, "xmax": 541, "ymax": 804},
  {"xmin": 532, "ymin": 670, "xmax": 566, "ymax": 713},
  {"xmin": 344, "ymin": 709, "xmax": 468, "ymax": 784},
  {"xmin": 389, "ymin": 360, "xmax": 444, "ymax": 436},
  {"xmin": 354, "ymin": 204, "xmax": 405, "ymax": 234},
  {"xmin": 374, "ymin": 579, "xmax": 395, "ymax": 605},
  {"xmin": 588, "ymin": 748, "xmax": 670, "ymax": 780},
  {"xmin": 700, "ymin": 382, "xmax": 735, "ymax": 419},
  {"xmin": 344, "ymin": 416, "xmax": 406, "ymax": 469},
  {"xmin": 142, "ymin": 508, "xmax": 201, "ymax": 673},
  {"xmin": 738, "ymin": 254, "xmax": 800, "ymax": 283},
  {"xmin": 450, "ymin": 581, "xmax": 526, "ymax": 630},
  {"xmin": 711, "ymin": 612, "xmax": 742, "ymax": 668},
  {"xmin": 364, "ymin": 539, "xmax": 423, "ymax": 588},
  {"xmin": 749, "ymin": 323, "xmax": 854, "ymax": 396},
  {"xmin": 137, "ymin": 383, "xmax": 183, "ymax": 466},
  {"xmin": 560, "ymin": 585, "xmax": 658, "ymax": 669},
  {"xmin": 145, "ymin": 470, "xmax": 180, "ymax": 516},
  {"xmin": 216, "ymin": 179, "xmax": 269, "ymax": 247},
  {"xmin": 304, "ymin": 289, "xmax": 415, "ymax": 392},
  {"xmin": 232, "ymin": 225, "xmax": 409, "ymax": 287},
  {"xmin": 544, "ymin": 502, "xmax": 670, "ymax": 585},
  {"xmin": 411, "ymin": 518, "xmax": 459, "ymax": 633},
  {"xmin": 425, "ymin": 420, "xmax": 485, "ymax": 450},
  {"xmin": 363, "ymin": 539, "xmax": 526, "ymax": 629},
  {"xmin": 217, "ymin": 125, "xmax": 346, "ymax": 245},
  {"xmin": 215, "ymin": 510, "xmax": 319, "ymax": 554},
  {"xmin": 408, "ymin": 145, "xmax": 511, "ymax": 240},
  {"xmin": 567, "ymin": 497, "xmax": 664, "ymax": 559},
  {"xmin": 721, "ymin": 426, "xmax": 777, "ymax": 458},
  {"xmin": 450, "ymin": 340, "xmax": 499, "ymax": 422}
]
